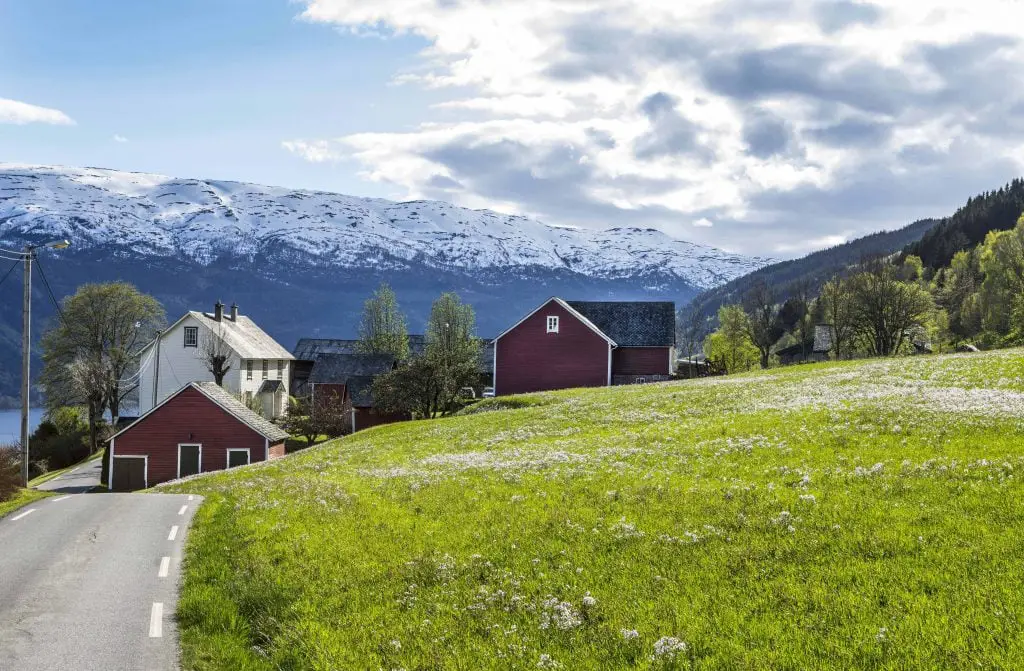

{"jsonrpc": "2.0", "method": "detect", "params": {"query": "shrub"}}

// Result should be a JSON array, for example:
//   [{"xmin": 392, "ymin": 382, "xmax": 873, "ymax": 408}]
[{"xmin": 0, "ymin": 445, "xmax": 22, "ymax": 502}]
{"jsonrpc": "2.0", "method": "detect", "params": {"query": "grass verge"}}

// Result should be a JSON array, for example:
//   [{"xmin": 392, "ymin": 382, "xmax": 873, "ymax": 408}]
[
  {"xmin": 164, "ymin": 349, "xmax": 1024, "ymax": 669},
  {"xmin": 0, "ymin": 488, "xmax": 54, "ymax": 518}
]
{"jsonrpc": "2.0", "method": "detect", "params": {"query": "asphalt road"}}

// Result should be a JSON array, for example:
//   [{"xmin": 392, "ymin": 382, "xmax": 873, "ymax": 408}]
[
  {"xmin": 36, "ymin": 455, "xmax": 103, "ymax": 493},
  {"xmin": 0, "ymin": 488, "xmax": 200, "ymax": 670}
]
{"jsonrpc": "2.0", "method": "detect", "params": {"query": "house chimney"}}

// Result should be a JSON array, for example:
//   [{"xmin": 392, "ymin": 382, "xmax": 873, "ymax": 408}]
[
  {"xmin": 214, "ymin": 300, "xmax": 224, "ymax": 322},
  {"xmin": 230, "ymin": 302, "xmax": 239, "ymax": 322}
]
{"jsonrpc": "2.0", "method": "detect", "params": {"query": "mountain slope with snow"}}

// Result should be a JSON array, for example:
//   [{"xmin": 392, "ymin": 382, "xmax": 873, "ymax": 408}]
[{"xmin": 0, "ymin": 164, "xmax": 767, "ymax": 289}]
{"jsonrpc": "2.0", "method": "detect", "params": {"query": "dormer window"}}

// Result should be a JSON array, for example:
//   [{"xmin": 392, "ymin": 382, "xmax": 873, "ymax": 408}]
[
  {"xmin": 546, "ymin": 316, "xmax": 559, "ymax": 333},
  {"xmin": 183, "ymin": 327, "xmax": 198, "ymax": 348}
]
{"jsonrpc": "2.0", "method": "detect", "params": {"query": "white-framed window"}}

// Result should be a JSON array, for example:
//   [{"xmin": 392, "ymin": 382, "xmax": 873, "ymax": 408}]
[
  {"xmin": 246, "ymin": 360, "xmax": 253, "ymax": 380},
  {"xmin": 546, "ymin": 316, "xmax": 560, "ymax": 333},
  {"xmin": 227, "ymin": 448, "xmax": 251, "ymax": 469},
  {"xmin": 262, "ymin": 360, "xmax": 269, "ymax": 380},
  {"xmin": 277, "ymin": 360, "xmax": 284, "ymax": 379},
  {"xmin": 635, "ymin": 377, "xmax": 646, "ymax": 384},
  {"xmin": 183, "ymin": 326, "xmax": 198, "ymax": 348}
]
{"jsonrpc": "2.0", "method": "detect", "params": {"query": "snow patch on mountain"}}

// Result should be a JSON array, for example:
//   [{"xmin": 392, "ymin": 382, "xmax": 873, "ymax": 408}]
[{"xmin": 0, "ymin": 164, "xmax": 770, "ymax": 289}]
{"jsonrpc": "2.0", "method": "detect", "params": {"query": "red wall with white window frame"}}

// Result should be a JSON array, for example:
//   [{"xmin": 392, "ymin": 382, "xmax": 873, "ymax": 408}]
[{"xmin": 494, "ymin": 299, "xmax": 612, "ymax": 396}]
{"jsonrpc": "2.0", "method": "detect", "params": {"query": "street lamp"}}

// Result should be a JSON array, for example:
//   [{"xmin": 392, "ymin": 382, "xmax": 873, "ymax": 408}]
[{"xmin": 15, "ymin": 239, "xmax": 71, "ymax": 486}]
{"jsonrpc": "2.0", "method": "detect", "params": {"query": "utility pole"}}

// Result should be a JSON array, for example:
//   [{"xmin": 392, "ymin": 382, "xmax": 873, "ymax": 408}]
[
  {"xmin": 152, "ymin": 330, "xmax": 162, "ymax": 410},
  {"xmin": 11, "ymin": 239, "xmax": 70, "ymax": 487},
  {"xmin": 20, "ymin": 247, "xmax": 32, "ymax": 487}
]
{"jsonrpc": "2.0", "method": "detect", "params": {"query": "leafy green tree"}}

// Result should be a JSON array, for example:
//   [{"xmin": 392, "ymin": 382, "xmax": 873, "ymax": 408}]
[
  {"xmin": 936, "ymin": 248, "xmax": 984, "ymax": 342},
  {"xmin": 356, "ymin": 283, "xmax": 410, "ymax": 360},
  {"xmin": 373, "ymin": 292, "xmax": 481, "ymax": 418},
  {"xmin": 977, "ymin": 216, "xmax": 1024, "ymax": 343},
  {"xmin": 848, "ymin": 261, "xmax": 934, "ymax": 356},
  {"xmin": 704, "ymin": 305, "xmax": 759, "ymax": 374},
  {"xmin": 41, "ymin": 282, "xmax": 165, "ymax": 456},
  {"xmin": 742, "ymin": 279, "xmax": 784, "ymax": 368},
  {"xmin": 820, "ymin": 276, "xmax": 856, "ymax": 360}
]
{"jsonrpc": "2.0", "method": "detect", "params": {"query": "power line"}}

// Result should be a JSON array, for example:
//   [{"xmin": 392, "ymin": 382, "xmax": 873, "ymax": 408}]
[
  {"xmin": 0, "ymin": 259, "xmax": 19, "ymax": 290},
  {"xmin": 33, "ymin": 253, "xmax": 69, "ymax": 328}
]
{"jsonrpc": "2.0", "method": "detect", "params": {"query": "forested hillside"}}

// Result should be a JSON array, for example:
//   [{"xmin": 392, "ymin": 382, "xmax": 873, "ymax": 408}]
[
  {"xmin": 688, "ymin": 218, "xmax": 936, "ymax": 319},
  {"xmin": 905, "ymin": 178, "xmax": 1024, "ymax": 269}
]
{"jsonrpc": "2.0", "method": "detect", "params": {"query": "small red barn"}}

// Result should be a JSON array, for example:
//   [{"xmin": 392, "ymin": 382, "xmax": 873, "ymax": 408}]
[
  {"xmin": 107, "ymin": 381, "xmax": 289, "ymax": 491},
  {"xmin": 493, "ymin": 298, "xmax": 676, "ymax": 396}
]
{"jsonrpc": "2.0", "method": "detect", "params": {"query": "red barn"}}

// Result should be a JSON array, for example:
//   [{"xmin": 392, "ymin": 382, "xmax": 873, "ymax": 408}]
[
  {"xmin": 106, "ymin": 381, "xmax": 289, "ymax": 491},
  {"xmin": 493, "ymin": 298, "xmax": 676, "ymax": 396}
]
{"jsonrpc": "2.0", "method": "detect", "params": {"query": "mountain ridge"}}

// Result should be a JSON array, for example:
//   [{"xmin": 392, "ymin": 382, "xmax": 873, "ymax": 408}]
[{"xmin": 0, "ymin": 163, "xmax": 770, "ymax": 403}]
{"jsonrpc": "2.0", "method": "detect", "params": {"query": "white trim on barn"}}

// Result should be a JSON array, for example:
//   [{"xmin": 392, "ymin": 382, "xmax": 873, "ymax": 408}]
[
  {"xmin": 177, "ymin": 443, "xmax": 203, "ymax": 479},
  {"xmin": 607, "ymin": 343, "xmax": 613, "ymax": 386},
  {"xmin": 226, "ymin": 448, "xmax": 251, "ymax": 468},
  {"xmin": 491, "ymin": 297, "xmax": 618, "ymax": 347},
  {"xmin": 108, "ymin": 437, "xmax": 115, "ymax": 489}
]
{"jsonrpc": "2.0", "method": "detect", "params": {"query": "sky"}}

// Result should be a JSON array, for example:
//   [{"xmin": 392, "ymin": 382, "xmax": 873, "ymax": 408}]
[{"xmin": 3, "ymin": 0, "xmax": 1024, "ymax": 259}]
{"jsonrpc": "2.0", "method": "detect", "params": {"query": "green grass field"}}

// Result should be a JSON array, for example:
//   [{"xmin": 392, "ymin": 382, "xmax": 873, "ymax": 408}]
[{"xmin": 162, "ymin": 350, "xmax": 1024, "ymax": 670}]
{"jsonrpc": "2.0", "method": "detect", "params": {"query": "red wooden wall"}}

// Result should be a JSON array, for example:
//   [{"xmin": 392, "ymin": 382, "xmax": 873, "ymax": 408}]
[
  {"xmin": 495, "ymin": 299, "xmax": 611, "ymax": 396},
  {"xmin": 113, "ymin": 386, "xmax": 271, "ymax": 486},
  {"xmin": 613, "ymin": 347, "xmax": 672, "ymax": 376}
]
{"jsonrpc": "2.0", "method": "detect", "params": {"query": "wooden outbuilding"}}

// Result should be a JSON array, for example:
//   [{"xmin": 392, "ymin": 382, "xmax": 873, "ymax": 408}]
[{"xmin": 106, "ymin": 381, "xmax": 289, "ymax": 491}]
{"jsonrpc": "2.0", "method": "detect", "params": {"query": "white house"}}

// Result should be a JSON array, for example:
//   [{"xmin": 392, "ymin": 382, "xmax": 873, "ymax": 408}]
[{"xmin": 137, "ymin": 302, "xmax": 295, "ymax": 419}]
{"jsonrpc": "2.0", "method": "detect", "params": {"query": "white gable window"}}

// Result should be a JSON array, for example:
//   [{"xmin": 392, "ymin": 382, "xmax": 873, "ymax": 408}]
[
  {"xmin": 277, "ymin": 360, "xmax": 284, "ymax": 379},
  {"xmin": 183, "ymin": 326, "xmax": 198, "ymax": 348},
  {"xmin": 262, "ymin": 360, "xmax": 269, "ymax": 380},
  {"xmin": 546, "ymin": 316, "xmax": 559, "ymax": 333},
  {"xmin": 246, "ymin": 360, "xmax": 253, "ymax": 380}
]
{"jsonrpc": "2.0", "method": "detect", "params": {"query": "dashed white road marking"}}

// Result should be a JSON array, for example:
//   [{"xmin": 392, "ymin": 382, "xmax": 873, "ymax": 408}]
[
  {"xmin": 177, "ymin": 505, "xmax": 187, "ymax": 516},
  {"xmin": 149, "ymin": 603, "xmax": 163, "ymax": 638},
  {"xmin": 188, "ymin": 495, "xmax": 194, "ymax": 501},
  {"xmin": 10, "ymin": 509, "xmax": 36, "ymax": 521},
  {"xmin": 168, "ymin": 526, "xmax": 179, "ymax": 541},
  {"xmin": 51, "ymin": 495, "xmax": 72, "ymax": 503},
  {"xmin": 158, "ymin": 556, "xmax": 170, "ymax": 578}
]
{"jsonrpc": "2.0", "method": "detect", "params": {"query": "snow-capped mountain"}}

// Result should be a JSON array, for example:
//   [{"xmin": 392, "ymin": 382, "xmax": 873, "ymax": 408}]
[
  {"xmin": 0, "ymin": 163, "xmax": 770, "ymax": 402},
  {"xmin": 0, "ymin": 164, "xmax": 767, "ymax": 289}
]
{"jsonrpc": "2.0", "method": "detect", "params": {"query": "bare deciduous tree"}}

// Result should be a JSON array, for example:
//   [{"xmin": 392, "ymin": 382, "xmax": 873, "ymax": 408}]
[
  {"xmin": 200, "ymin": 325, "xmax": 233, "ymax": 386},
  {"xmin": 742, "ymin": 279, "xmax": 784, "ymax": 368}
]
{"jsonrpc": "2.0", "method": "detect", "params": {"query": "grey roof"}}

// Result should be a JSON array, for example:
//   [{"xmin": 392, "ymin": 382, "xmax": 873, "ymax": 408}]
[
  {"xmin": 347, "ymin": 375, "xmax": 376, "ymax": 407},
  {"xmin": 308, "ymin": 353, "xmax": 397, "ymax": 384},
  {"xmin": 188, "ymin": 312, "xmax": 294, "ymax": 360},
  {"xmin": 293, "ymin": 336, "xmax": 429, "ymax": 362},
  {"xmin": 258, "ymin": 379, "xmax": 284, "ymax": 394},
  {"xmin": 192, "ymin": 382, "xmax": 289, "ymax": 442},
  {"xmin": 566, "ymin": 301, "xmax": 676, "ymax": 347}
]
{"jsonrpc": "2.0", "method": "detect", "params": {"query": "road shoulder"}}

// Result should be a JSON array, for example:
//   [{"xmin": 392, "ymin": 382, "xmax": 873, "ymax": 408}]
[{"xmin": 0, "ymin": 489, "xmax": 53, "ymax": 519}]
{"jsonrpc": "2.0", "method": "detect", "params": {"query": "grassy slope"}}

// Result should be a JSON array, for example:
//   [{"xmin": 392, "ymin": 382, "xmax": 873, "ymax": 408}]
[
  {"xmin": 0, "ymin": 488, "xmax": 53, "ymax": 518},
  {"xmin": 163, "ymin": 351, "xmax": 1024, "ymax": 670}
]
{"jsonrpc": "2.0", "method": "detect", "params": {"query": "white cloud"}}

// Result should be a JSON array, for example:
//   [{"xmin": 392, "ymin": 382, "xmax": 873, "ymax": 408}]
[
  {"xmin": 290, "ymin": 0, "xmax": 1024, "ymax": 256},
  {"xmin": 694, "ymin": 218, "xmax": 714, "ymax": 227},
  {"xmin": 282, "ymin": 139, "xmax": 344, "ymax": 163},
  {"xmin": 0, "ymin": 98, "xmax": 75, "ymax": 125},
  {"xmin": 113, "ymin": 134, "xmax": 128, "ymax": 143}
]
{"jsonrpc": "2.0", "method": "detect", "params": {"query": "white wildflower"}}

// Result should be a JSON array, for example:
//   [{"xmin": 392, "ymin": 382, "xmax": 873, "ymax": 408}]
[
  {"xmin": 582, "ymin": 593, "xmax": 597, "ymax": 608},
  {"xmin": 799, "ymin": 494, "xmax": 816, "ymax": 504},
  {"xmin": 536, "ymin": 653, "xmax": 562, "ymax": 669},
  {"xmin": 651, "ymin": 636, "xmax": 687, "ymax": 660},
  {"xmin": 621, "ymin": 628, "xmax": 640, "ymax": 640},
  {"xmin": 876, "ymin": 627, "xmax": 888, "ymax": 642}
]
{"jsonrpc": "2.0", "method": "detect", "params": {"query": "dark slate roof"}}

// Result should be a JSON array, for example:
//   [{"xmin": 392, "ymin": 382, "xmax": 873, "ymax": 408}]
[
  {"xmin": 347, "ymin": 375, "xmax": 376, "ymax": 407},
  {"xmin": 193, "ymin": 382, "xmax": 290, "ymax": 442},
  {"xmin": 258, "ymin": 379, "xmax": 284, "ymax": 393},
  {"xmin": 293, "ymin": 336, "xmax": 429, "ymax": 362},
  {"xmin": 308, "ymin": 353, "xmax": 396, "ymax": 384},
  {"xmin": 566, "ymin": 301, "xmax": 676, "ymax": 347},
  {"xmin": 776, "ymin": 339, "xmax": 815, "ymax": 357}
]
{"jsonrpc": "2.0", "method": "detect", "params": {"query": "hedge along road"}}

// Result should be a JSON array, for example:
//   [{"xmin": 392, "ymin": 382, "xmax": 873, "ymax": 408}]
[{"xmin": 0, "ymin": 489, "xmax": 200, "ymax": 670}]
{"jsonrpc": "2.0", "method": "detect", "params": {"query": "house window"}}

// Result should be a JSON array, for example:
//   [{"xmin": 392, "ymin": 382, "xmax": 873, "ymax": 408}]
[
  {"xmin": 262, "ymin": 360, "xmax": 269, "ymax": 380},
  {"xmin": 635, "ymin": 377, "xmax": 647, "ymax": 384},
  {"xmin": 246, "ymin": 360, "xmax": 253, "ymax": 380},
  {"xmin": 183, "ymin": 326, "xmax": 198, "ymax": 348},
  {"xmin": 546, "ymin": 316, "xmax": 559, "ymax": 333},
  {"xmin": 277, "ymin": 360, "xmax": 284, "ymax": 379}
]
